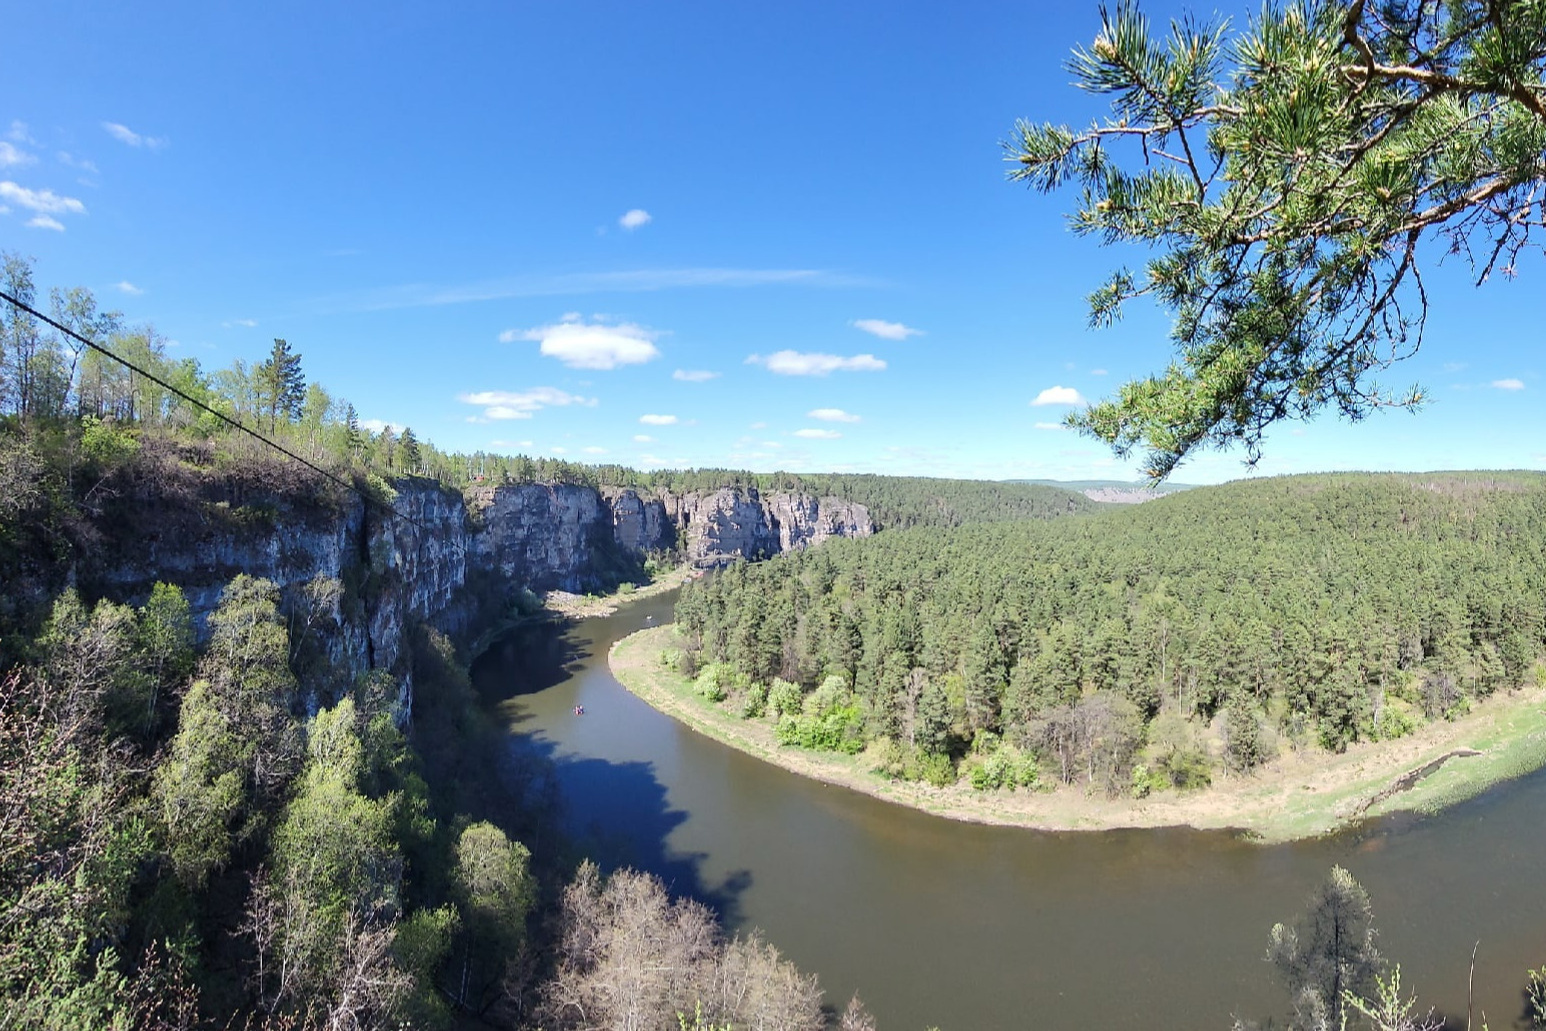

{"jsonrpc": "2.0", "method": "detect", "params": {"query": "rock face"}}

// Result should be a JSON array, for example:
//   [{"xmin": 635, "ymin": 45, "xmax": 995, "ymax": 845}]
[
  {"xmin": 80, "ymin": 476, "xmax": 872, "ymax": 712},
  {"xmin": 659, "ymin": 488, "xmax": 872, "ymax": 566}
]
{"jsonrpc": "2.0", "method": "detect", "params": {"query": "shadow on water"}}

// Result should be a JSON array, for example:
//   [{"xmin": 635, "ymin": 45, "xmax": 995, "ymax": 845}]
[{"xmin": 471, "ymin": 604, "xmax": 752, "ymax": 928}]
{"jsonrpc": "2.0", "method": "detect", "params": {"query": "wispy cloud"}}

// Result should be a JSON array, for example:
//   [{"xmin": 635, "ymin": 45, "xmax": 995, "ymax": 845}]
[
  {"xmin": 619, "ymin": 208, "xmax": 652, "ymax": 230},
  {"xmin": 7, "ymin": 121, "xmax": 34, "ymax": 145},
  {"xmin": 1090, "ymin": 368, "xmax": 1108, "ymax": 376},
  {"xmin": 633, "ymin": 434, "xmax": 655, "ymax": 443},
  {"xmin": 1033, "ymin": 421, "xmax": 1067, "ymax": 431},
  {"xmin": 1030, "ymin": 385, "xmax": 1086, "ymax": 406},
  {"xmin": 747, "ymin": 351, "xmax": 886, "ymax": 376},
  {"xmin": 673, "ymin": 369, "xmax": 720, "ymax": 382},
  {"xmin": 359, "ymin": 418, "xmax": 404, "ymax": 434},
  {"xmin": 57, "ymin": 152, "xmax": 98, "ymax": 175},
  {"xmin": 458, "ymin": 387, "xmax": 596, "ymax": 421},
  {"xmin": 0, "ymin": 181, "xmax": 86, "ymax": 215},
  {"xmin": 808, "ymin": 408, "xmax": 860, "ymax": 423},
  {"xmin": 582, "ymin": 446, "xmax": 608, "ymax": 455},
  {"xmin": 0, "ymin": 142, "xmax": 34, "ymax": 168},
  {"xmin": 26, "ymin": 215, "xmax": 65, "ymax": 231},
  {"xmin": 320, "ymin": 267, "xmax": 873, "ymax": 312},
  {"xmin": 851, "ymin": 318, "xmax": 923, "ymax": 341},
  {"xmin": 1492, "ymin": 378, "xmax": 1526, "ymax": 391},
  {"xmin": 505, "ymin": 316, "xmax": 662, "ymax": 370},
  {"xmin": 102, "ymin": 121, "xmax": 167, "ymax": 150},
  {"xmin": 639, "ymin": 414, "xmax": 678, "ymax": 426},
  {"xmin": 794, "ymin": 428, "xmax": 842, "ymax": 439},
  {"xmin": 222, "ymin": 318, "xmax": 259, "ymax": 328},
  {"xmin": 115, "ymin": 281, "xmax": 143, "ymax": 296}
]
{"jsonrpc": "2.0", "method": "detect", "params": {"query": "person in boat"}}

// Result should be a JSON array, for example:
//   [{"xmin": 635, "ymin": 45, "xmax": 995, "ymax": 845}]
[{"xmin": 574, "ymin": 704, "xmax": 585, "ymax": 716}]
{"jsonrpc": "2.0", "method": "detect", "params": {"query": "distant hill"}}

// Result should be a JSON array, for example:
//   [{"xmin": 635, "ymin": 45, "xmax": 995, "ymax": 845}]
[{"xmin": 1008, "ymin": 478, "xmax": 1199, "ymax": 505}]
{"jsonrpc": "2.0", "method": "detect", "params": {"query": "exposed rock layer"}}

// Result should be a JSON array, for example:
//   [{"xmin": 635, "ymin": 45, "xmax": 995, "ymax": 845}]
[{"xmin": 83, "ymin": 478, "xmax": 870, "ymax": 708}]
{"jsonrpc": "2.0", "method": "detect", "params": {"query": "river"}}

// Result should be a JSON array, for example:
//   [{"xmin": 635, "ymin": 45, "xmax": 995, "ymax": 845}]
[{"xmin": 472, "ymin": 590, "xmax": 1546, "ymax": 1030}]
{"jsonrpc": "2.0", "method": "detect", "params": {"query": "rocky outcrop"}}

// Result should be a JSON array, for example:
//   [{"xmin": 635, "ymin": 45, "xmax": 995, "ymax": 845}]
[
  {"xmin": 657, "ymin": 488, "xmax": 872, "ymax": 566},
  {"xmin": 77, "ymin": 474, "xmax": 873, "ymax": 716},
  {"xmin": 469, "ymin": 483, "xmax": 615, "ymax": 591}
]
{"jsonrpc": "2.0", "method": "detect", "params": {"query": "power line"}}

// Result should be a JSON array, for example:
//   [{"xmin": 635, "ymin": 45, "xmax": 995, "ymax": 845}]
[{"xmin": 0, "ymin": 289, "xmax": 463, "ymax": 552}]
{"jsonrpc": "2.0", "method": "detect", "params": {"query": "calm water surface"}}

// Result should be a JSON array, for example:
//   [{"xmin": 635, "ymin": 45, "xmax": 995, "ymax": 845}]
[{"xmin": 472, "ymin": 591, "xmax": 1546, "ymax": 1030}]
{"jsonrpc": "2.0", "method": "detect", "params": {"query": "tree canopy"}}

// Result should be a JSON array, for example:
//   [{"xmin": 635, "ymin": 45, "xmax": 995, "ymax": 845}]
[{"xmin": 1009, "ymin": 0, "xmax": 1546, "ymax": 478}]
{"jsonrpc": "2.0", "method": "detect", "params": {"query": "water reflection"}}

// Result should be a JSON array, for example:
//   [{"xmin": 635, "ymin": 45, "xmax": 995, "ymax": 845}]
[{"xmin": 473, "ymin": 594, "xmax": 1546, "ymax": 1031}]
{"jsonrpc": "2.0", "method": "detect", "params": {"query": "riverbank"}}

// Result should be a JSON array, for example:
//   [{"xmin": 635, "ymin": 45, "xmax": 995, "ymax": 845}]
[
  {"xmin": 543, "ymin": 565, "xmax": 696, "ymax": 620},
  {"xmin": 609, "ymin": 624, "xmax": 1546, "ymax": 842}
]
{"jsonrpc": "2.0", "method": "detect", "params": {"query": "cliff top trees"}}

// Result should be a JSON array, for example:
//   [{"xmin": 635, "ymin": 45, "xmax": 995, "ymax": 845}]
[
  {"xmin": 1010, "ymin": 1, "xmax": 1546, "ymax": 478},
  {"xmin": 256, "ymin": 337, "xmax": 305, "ymax": 433}
]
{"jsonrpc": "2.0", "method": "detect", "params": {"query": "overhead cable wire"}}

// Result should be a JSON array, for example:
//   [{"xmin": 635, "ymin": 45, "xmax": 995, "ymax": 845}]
[{"xmin": 0, "ymin": 289, "xmax": 463, "ymax": 552}]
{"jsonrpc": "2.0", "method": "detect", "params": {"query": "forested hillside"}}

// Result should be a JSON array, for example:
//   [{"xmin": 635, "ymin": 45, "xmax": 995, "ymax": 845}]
[
  {"xmin": 0, "ymin": 255, "xmax": 1087, "ymax": 539},
  {"xmin": 675, "ymin": 473, "xmax": 1546, "ymax": 793},
  {"xmin": 0, "ymin": 262, "xmax": 861, "ymax": 1028}
]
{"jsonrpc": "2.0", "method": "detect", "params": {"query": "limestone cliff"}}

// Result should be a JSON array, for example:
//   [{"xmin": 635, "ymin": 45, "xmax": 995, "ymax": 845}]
[{"xmin": 77, "ymin": 475, "xmax": 872, "ymax": 706}]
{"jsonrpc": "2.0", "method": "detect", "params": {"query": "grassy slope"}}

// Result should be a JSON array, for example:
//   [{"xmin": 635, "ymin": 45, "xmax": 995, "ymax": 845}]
[{"xmin": 610, "ymin": 625, "xmax": 1546, "ymax": 842}]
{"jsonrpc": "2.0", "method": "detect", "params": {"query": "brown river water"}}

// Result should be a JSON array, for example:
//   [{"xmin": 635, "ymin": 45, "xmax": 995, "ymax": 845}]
[{"xmin": 472, "ymin": 589, "xmax": 1546, "ymax": 1030}]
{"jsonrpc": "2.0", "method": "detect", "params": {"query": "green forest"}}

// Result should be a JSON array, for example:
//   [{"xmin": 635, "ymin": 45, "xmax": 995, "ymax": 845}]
[
  {"xmin": 0, "ymin": 264, "xmax": 882, "ymax": 1029},
  {"xmin": 675, "ymin": 473, "xmax": 1546, "ymax": 794}
]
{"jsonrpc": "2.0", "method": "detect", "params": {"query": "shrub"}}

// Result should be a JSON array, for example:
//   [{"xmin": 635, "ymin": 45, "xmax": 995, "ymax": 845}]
[
  {"xmin": 768, "ymin": 678, "xmax": 804, "ymax": 718},
  {"xmin": 741, "ymin": 681, "xmax": 768, "ymax": 719}
]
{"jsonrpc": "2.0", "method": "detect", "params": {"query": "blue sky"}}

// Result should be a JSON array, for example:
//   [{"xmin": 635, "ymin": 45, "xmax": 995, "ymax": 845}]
[{"xmin": 2, "ymin": 1, "xmax": 1540, "ymax": 484}]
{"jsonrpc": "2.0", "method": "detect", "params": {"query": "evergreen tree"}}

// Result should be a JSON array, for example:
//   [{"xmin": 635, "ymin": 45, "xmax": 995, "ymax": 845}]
[
  {"xmin": 256, "ymin": 337, "xmax": 305, "ymax": 432},
  {"xmin": 1011, "ymin": 2, "xmax": 1546, "ymax": 477},
  {"xmin": 398, "ymin": 426, "xmax": 422, "ymax": 474}
]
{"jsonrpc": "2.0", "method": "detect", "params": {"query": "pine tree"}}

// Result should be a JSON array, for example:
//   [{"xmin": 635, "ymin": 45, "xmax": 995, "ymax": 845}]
[
  {"xmin": 256, "ymin": 338, "xmax": 305, "ymax": 432},
  {"xmin": 1011, "ymin": 2, "xmax": 1546, "ymax": 477},
  {"xmin": 398, "ymin": 426, "xmax": 421, "ymax": 475},
  {"xmin": 343, "ymin": 402, "xmax": 364, "ymax": 462}
]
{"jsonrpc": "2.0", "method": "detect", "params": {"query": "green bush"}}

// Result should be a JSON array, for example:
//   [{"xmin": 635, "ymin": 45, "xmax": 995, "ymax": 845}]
[
  {"xmin": 915, "ymin": 751, "xmax": 956, "ymax": 788},
  {"xmin": 741, "ymin": 680, "xmax": 768, "ymax": 719},
  {"xmin": 768, "ymin": 678, "xmax": 804, "ymax": 717},
  {"xmin": 694, "ymin": 663, "xmax": 735, "ymax": 703}
]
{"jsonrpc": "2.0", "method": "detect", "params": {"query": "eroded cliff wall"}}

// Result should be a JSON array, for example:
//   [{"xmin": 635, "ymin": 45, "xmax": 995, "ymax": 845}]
[{"xmin": 79, "ymin": 476, "xmax": 871, "ymax": 708}]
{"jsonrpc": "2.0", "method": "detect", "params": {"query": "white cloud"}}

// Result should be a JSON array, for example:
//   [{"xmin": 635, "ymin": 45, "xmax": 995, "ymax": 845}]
[
  {"xmin": 808, "ymin": 407, "xmax": 860, "ymax": 423},
  {"xmin": 747, "ymin": 350, "xmax": 886, "ymax": 376},
  {"xmin": 458, "ymin": 387, "xmax": 595, "ymax": 421},
  {"xmin": 115, "ymin": 281, "xmax": 143, "ymax": 296},
  {"xmin": 223, "ymin": 318, "xmax": 259, "ymax": 328},
  {"xmin": 57, "ymin": 152, "xmax": 99, "ymax": 174},
  {"xmin": 749, "ymin": 421, "xmax": 767, "ymax": 429},
  {"xmin": 1443, "ymin": 361, "xmax": 1469, "ymax": 373},
  {"xmin": 673, "ymin": 369, "xmax": 720, "ymax": 382},
  {"xmin": 26, "ymin": 215, "xmax": 65, "ymax": 231},
  {"xmin": 619, "ymin": 208, "xmax": 652, "ymax": 230},
  {"xmin": 851, "ymin": 318, "xmax": 923, "ymax": 341},
  {"xmin": 632, "ymin": 434, "xmax": 654, "ymax": 443},
  {"xmin": 359, "ymin": 418, "xmax": 405, "ymax": 434},
  {"xmin": 550, "ymin": 447, "xmax": 569, "ymax": 455},
  {"xmin": 582, "ymin": 446, "xmax": 608, "ymax": 455},
  {"xmin": 1033, "ymin": 421, "xmax": 1067, "ymax": 431},
  {"xmin": 0, "ymin": 142, "xmax": 34, "ymax": 168},
  {"xmin": 794, "ymin": 428, "xmax": 842, "ymax": 439},
  {"xmin": 1090, "ymin": 368, "xmax": 1108, "ymax": 376},
  {"xmin": 0, "ymin": 181, "xmax": 86, "ymax": 215},
  {"xmin": 1030, "ymin": 385, "xmax": 1086, "ymax": 406},
  {"xmin": 639, "ymin": 414, "xmax": 678, "ymax": 426},
  {"xmin": 7, "ymin": 121, "xmax": 34, "ymax": 144},
  {"xmin": 102, "ymin": 122, "xmax": 166, "ymax": 149},
  {"xmin": 490, "ymin": 439, "xmax": 534, "ymax": 451},
  {"xmin": 505, "ymin": 318, "xmax": 662, "ymax": 370},
  {"xmin": 1492, "ymin": 378, "xmax": 1526, "ymax": 391}
]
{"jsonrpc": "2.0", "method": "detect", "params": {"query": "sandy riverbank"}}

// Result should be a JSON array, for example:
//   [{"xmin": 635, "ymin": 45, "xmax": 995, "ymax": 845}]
[
  {"xmin": 609, "ymin": 624, "xmax": 1546, "ymax": 842},
  {"xmin": 542, "ymin": 565, "xmax": 696, "ymax": 620}
]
